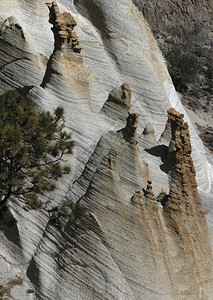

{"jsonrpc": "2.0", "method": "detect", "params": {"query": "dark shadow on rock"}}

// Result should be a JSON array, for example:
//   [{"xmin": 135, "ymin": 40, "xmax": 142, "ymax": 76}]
[
  {"xmin": 0, "ymin": 206, "xmax": 21, "ymax": 247},
  {"xmin": 159, "ymin": 163, "xmax": 170, "ymax": 174},
  {"xmin": 40, "ymin": 53, "xmax": 54, "ymax": 88},
  {"xmin": 17, "ymin": 85, "xmax": 34, "ymax": 97},
  {"xmin": 145, "ymin": 145, "xmax": 170, "ymax": 173},
  {"xmin": 27, "ymin": 257, "xmax": 40, "ymax": 289},
  {"xmin": 145, "ymin": 145, "xmax": 168, "ymax": 161},
  {"xmin": 4, "ymin": 221, "xmax": 21, "ymax": 247},
  {"xmin": 118, "ymin": 127, "xmax": 138, "ymax": 144},
  {"xmin": 74, "ymin": 0, "xmax": 110, "ymax": 40}
]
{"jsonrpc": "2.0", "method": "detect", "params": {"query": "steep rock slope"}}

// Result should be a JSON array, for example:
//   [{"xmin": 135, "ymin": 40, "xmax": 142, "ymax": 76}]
[
  {"xmin": 0, "ymin": 1, "xmax": 213, "ymax": 299},
  {"xmin": 28, "ymin": 107, "xmax": 213, "ymax": 300},
  {"xmin": 0, "ymin": 16, "xmax": 45, "ymax": 94},
  {"xmin": 133, "ymin": 0, "xmax": 213, "ymax": 45},
  {"xmin": 0, "ymin": 0, "xmax": 211, "ymax": 191}
]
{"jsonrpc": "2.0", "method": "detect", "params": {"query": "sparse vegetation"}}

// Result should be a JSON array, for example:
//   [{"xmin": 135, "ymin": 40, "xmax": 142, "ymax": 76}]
[
  {"xmin": 196, "ymin": 123, "xmax": 213, "ymax": 152},
  {"xmin": 164, "ymin": 41, "xmax": 200, "ymax": 91},
  {"xmin": 158, "ymin": 190, "xmax": 166, "ymax": 197},
  {"xmin": 189, "ymin": 86, "xmax": 200, "ymax": 98},
  {"xmin": 49, "ymin": 200, "xmax": 75, "ymax": 227},
  {"xmin": 27, "ymin": 289, "xmax": 35, "ymax": 294},
  {"xmin": 157, "ymin": 189, "xmax": 167, "ymax": 204},
  {"xmin": 0, "ymin": 90, "xmax": 74, "ymax": 210},
  {"xmin": 155, "ymin": 34, "xmax": 213, "ymax": 151}
]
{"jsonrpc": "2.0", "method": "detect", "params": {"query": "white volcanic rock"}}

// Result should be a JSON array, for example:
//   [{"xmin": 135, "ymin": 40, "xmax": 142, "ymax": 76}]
[
  {"xmin": 0, "ymin": 0, "xmax": 211, "ymax": 191},
  {"xmin": 0, "ymin": 1, "xmax": 213, "ymax": 300},
  {"xmin": 0, "ymin": 257, "xmax": 37, "ymax": 300},
  {"xmin": 0, "ymin": 0, "xmax": 53, "ymax": 58},
  {"xmin": 0, "ymin": 16, "xmax": 45, "ymax": 93},
  {"xmin": 33, "ymin": 109, "xmax": 213, "ymax": 299}
]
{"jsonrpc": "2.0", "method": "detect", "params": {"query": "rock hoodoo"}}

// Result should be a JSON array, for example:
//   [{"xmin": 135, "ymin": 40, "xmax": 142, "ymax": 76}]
[
  {"xmin": 46, "ymin": 1, "xmax": 81, "ymax": 53},
  {"xmin": 166, "ymin": 107, "xmax": 196, "ymax": 189},
  {"xmin": 62, "ymin": 107, "xmax": 213, "ymax": 299},
  {"xmin": 121, "ymin": 110, "xmax": 140, "ymax": 144},
  {"xmin": 140, "ymin": 122, "xmax": 157, "ymax": 148},
  {"xmin": 41, "ymin": 1, "xmax": 91, "ymax": 105},
  {"xmin": 162, "ymin": 108, "xmax": 213, "ymax": 298}
]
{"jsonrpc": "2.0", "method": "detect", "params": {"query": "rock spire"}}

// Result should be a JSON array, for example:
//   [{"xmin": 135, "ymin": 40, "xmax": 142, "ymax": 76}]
[
  {"xmin": 161, "ymin": 108, "xmax": 213, "ymax": 297},
  {"xmin": 121, "ymin": 110, "xmax": 140, "ymax": 144},
  {"xmin": 46, "ymin": 1, "xmax": 81, "ymax": 53},
  {"xmin": 166, "ymin": 107, "xmax": 196, "ymax": 190},
  {"xmin": 101, "ymin": 83, "xmax": 132, "ymax": 123}
]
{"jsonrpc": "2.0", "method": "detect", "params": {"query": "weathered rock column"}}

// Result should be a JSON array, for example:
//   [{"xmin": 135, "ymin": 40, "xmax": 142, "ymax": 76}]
[{"xmin": 162, "ymin": 108, "xmax": 213, "ymax": 298}]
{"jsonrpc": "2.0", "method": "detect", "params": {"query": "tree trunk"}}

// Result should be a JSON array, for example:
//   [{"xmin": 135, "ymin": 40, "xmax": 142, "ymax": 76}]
[{"xmin": 0, "ymin": 191, "xmax": 11, "ymax": 207}]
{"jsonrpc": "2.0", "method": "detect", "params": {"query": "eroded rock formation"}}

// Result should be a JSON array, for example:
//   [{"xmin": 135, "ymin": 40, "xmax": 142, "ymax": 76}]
[
  {"xmin": 41, "ymin": 1, "xmax": 91, "ymax": 106},
  {"xmin": 162, "ymin": 108, "xmax": 213, "ymax": 298},
  {"xmin": 120, "ymin": 110, "xmax": 140, "ymax": 144},
  {"xmin": 46, "ymin": 1, "xmax": 81, "ymax": 53},
  {"xmin": 45, "ymin": 106, "xmax": 213, "ymax": 300},
  {"xmin": 0, "ymin": 1, "xmax": 213, "ymax": 300},
  {"xmin": 55, "ymin": 102, "xmax": 212, "ymax": 299},
  {"xmin": 0, "ymin": 16, "xmax": 45, "ymax": 94},
  {"xmin": 166, "ymin": 107, "xmax": 195, "ymax": 186},
  {"xmin": 140, "ymin": 122, "xmax": 157, "ymax": 148},
  {"xmin": 101, "ymin": 83, "xmax": 132, "ymax": 122}
]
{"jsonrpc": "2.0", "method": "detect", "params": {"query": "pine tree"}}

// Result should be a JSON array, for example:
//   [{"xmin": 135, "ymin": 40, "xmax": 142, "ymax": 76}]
[{"xmin": 0, "ymin": 90, "xmax": 74, "ymax": 209}]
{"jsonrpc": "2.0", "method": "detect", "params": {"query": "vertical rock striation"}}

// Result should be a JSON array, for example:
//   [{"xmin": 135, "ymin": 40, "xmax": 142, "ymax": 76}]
[{"xmin": 162, "ymin": 108, "xmax": 213, "ymax": 298}]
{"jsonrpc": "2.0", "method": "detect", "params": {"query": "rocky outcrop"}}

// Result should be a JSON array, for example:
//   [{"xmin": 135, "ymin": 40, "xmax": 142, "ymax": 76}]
[
  {"xmin": 0, "ymin": 1, "xmax": 213, "ymax": 300},
  {"xmin": 30, "ymin": 106, "xmax": 213, "ymax": 300},
  {"xmin": 166, "ymin": 108, "xmax": 195, "ymax": 184},
  {"xmin": 162, "ymin": 108, "xmax": 213, "ymax": 298},
  {"xmin": 140, "ymin": 122, "xmax": 157, "ymax": 148},
  {"xmin": 46, "ymin": 1, "xmax": 81, "ymax": 54},
  {"xmin": 101, "ymin": 83, "xmax": 131, "ymax": 123},
  {"xmin": 120, "ymin": 110, "xmax": 140, "ymax": 144},
  {"xmin": 41, "ymin": 1, "xmax": 92, "ymax": 107},
  {"xmin": 0, "ymin": 16, "xmax": 45, "ymax": 94},
  {"xmin": 133, "ymin": 0, "xmax": 213, "ymax": 45},
  {"xmin": 0, "ymin": 0, "xmax": 211, "ymax": 191}
]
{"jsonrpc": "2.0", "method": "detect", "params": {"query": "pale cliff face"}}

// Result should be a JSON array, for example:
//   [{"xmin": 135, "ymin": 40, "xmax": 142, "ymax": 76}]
[{"xmin": 0, "ymin": 1, "xmax": 213, "ymax": 300}]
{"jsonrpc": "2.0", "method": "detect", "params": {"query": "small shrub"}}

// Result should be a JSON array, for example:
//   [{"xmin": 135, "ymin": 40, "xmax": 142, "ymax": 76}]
[
  {"xmin": 49, "ymin": 200, "xmax": 75, "ymax": 227},
  {"xmin": 159, "ymin": 190, "xmax": 166, "ymax": 197},
  {"xmin": 193, "ymin": 45, "xmax": 202, "ymax": 57},
  {"xmin": 189, "ymin": 86, "xmax": 200, "ymax": 97},
  {"xmin": 165, "ymin": 42, "xmax": 200, "ymax": 91}
]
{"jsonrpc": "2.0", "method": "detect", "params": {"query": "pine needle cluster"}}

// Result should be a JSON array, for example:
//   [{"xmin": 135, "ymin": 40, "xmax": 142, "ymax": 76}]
[{"xmin": 0, "ymin": 91, "xmax": 74, "ymax": 209}]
